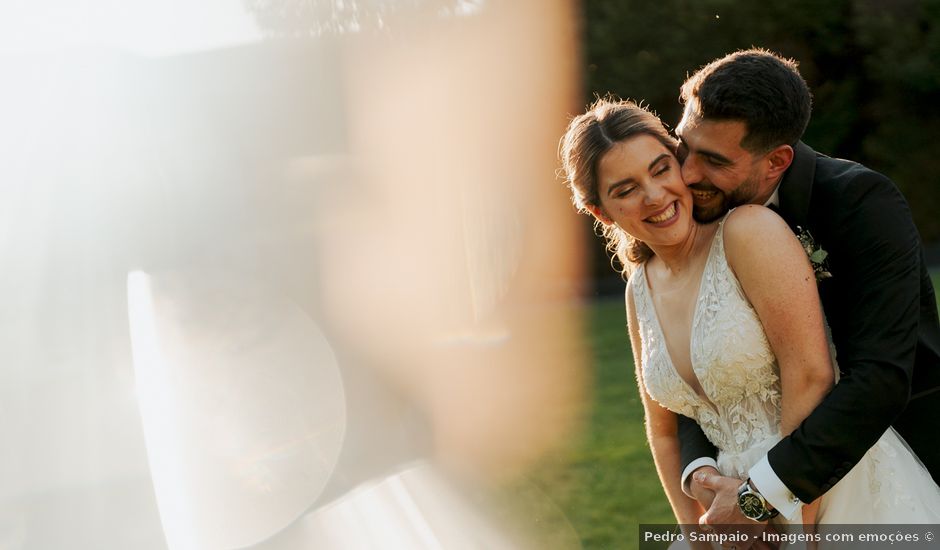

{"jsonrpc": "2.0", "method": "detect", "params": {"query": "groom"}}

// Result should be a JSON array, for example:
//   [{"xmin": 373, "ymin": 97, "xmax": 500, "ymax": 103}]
[{"xmin": 675, "ymin": 49, "xmax": 940, "ymax": 530}]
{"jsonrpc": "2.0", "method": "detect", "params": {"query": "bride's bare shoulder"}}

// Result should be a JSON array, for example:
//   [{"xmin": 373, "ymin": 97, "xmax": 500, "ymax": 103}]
[
  {"xmin": 723, "ymin": 205, "xmax": 792, "ymax": 252},
  {"xmin": 724, "ymin": 204, "xmax": 787, "ymax": 233},
  {"xmin": 721, "ymin": 204, "xmax": 809, "ymax": 280}
]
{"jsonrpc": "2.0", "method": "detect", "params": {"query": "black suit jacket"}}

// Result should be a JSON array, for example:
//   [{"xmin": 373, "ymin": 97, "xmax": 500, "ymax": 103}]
[{"xmin": 678, "ymin": 141, "xmax": 940, "ymax": 502}]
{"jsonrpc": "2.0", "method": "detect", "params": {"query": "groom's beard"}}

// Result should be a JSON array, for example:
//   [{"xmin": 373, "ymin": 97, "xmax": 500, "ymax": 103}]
[
  {"xmin": 690, "ymin": 176, "xmax": 761, "ymax": 223},
  {"xmin": 690, "ymin": 184, "xmax": 727, "ymax": 223}
]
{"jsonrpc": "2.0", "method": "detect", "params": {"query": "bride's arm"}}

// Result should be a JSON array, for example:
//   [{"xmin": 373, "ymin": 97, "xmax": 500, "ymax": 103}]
[
  {"xmin": 724, "ymin": 206, "xmax": 835, "ymax": 439},
  {"xmin": 626, "ymin": 282, "xmax": 705, "ymax": 526},
  {"xmin": 724, "ymin": 205, "xmax": 835, "ymax": 523}
]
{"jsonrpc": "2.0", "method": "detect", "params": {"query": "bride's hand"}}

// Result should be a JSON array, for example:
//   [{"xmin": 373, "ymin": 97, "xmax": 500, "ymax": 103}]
[
  {"xmin": 688, "ymin": 466, "xmax": 719, "ymax": 508},
  {"xmin": 802, "ymin": 500, "xmax": 820, "ymax": 550},
  {"xmin": 695, "ymin": 470, "xmax": 768, "ymax": 550},
  {"xmin": 695, "ymin": 470, "xmax": 754, "ymax": 525}
]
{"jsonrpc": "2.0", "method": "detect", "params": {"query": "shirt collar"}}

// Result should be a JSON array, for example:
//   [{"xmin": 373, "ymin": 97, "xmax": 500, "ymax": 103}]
[{"xmin": 764, "ymin": 185, "xmax": 781, "ymax": 209}]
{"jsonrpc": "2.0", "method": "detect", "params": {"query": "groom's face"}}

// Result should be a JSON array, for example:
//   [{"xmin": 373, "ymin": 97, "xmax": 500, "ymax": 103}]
[{"xmin": 676, "ymin": 112, "xmax": 765, "ymax": 223}]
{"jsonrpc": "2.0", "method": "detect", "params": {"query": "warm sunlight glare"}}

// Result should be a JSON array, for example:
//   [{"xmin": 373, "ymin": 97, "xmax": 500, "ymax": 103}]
[{"xmin": 0, "ymin": 0, "xmax": 263, "ymax": 57}]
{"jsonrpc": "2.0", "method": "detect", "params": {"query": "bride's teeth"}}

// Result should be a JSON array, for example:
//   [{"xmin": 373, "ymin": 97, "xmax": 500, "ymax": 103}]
[{"xmin": 647, "ymin": 202, "xmax": 677, "ymax": 223}]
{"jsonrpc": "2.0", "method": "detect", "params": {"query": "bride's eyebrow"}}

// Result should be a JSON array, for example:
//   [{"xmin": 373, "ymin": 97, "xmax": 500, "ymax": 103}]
[{"xmin": 648, "ymin": 153, "xmax": 671, "ymax": 169}]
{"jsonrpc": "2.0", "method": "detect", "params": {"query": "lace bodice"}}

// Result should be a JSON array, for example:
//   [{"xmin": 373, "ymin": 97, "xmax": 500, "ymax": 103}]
[{"xmin": 631, "ymin": 218, "xmax": 782, "ymax": 477}]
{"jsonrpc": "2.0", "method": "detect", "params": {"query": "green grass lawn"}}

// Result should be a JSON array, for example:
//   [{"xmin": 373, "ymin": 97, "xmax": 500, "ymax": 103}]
[
  {"xmin": 934, "ymin": 271, "xmax": 940, "ymax": 313},
  {"xmin": 505, "ymin": 270, "xmax": 940, "ymax": 550},
  {"xmin": 502, "ymin": 297, "xmax": 672, "ymax": 550}
]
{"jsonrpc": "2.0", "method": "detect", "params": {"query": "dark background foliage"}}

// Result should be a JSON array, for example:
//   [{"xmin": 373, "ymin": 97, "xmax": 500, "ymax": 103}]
[{"xmin": 578, "ymin": 0, "xmax": 940, "ymax": 281}]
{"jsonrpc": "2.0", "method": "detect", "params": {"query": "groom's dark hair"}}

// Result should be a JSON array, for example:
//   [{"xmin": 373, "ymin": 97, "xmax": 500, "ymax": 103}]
[{"xmin": 680, "ymin": 48, "xmax": 812, "ymax": 154}]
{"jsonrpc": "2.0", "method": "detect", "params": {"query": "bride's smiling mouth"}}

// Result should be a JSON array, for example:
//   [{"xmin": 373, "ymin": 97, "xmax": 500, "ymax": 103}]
[{"xmin": 645, "ymin": 201, "xmax": 680, "ymax": 226}]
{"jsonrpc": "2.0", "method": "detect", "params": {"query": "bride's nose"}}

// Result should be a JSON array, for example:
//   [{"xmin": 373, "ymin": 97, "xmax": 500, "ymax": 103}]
[{"xmin": 643, "ymin": 181, "xmax": 668, "ymax": 206}]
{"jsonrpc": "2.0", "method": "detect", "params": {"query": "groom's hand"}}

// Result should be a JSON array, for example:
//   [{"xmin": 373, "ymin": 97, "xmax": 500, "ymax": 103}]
[{"xmin": 695, "ymin": 470, "xmax": 769, "ymax": 550}]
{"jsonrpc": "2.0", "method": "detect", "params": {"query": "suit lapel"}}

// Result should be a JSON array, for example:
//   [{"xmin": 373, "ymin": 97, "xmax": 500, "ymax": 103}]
[{"xmin": 778, "ymin": 141, "xmax": 816, "ymax": 231}]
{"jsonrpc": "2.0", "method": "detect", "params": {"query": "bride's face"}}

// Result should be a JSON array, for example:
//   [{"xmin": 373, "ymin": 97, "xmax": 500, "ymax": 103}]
[{"xmin": 592, "ymin": 134, "xmax": 694, "ymax": 248}]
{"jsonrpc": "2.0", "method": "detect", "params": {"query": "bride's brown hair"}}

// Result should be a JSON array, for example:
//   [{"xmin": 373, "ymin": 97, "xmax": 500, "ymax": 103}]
[{"xmin": 559, "ymin": 97, "xmax": 677, "ymax": 275}]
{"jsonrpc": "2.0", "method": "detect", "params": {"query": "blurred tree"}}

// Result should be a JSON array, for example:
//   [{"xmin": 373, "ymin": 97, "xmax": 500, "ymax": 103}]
[
  {"xmin": 243, "ymin": 0, "xmax": 481, "ymax": 35},
  {"xmin": 852, "ymin": 0, "xmax": 940, "ymax": 241}
]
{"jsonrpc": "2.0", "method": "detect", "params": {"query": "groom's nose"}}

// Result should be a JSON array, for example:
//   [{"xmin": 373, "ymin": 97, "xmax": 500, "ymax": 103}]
[{"xmin": 681, "ymin": 154, "xmax": 702, "ymax": 185}]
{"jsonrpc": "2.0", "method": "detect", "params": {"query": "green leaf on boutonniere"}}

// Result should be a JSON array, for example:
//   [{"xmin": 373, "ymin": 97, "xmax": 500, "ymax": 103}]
[{"xmin": 795, "ymin": 226, "xmax": 831, "ymax": 282}]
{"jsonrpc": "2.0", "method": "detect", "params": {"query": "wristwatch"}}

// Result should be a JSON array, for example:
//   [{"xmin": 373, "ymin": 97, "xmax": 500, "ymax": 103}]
[{"xmin": 737, "ymin": 478, "xmax": 779, "ymax": 521}]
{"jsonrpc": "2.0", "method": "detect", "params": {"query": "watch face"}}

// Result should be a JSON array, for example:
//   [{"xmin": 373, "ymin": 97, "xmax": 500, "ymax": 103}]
[{"xmin": 738, "ymin": 492, "xmax": 765, "ymax": 519}]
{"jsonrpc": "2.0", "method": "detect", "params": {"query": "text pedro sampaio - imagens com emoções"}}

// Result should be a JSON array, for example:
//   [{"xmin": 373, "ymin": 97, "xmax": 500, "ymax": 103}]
[{"xmin": 642, "ymin": 527, "xmax": 932, "ymax": 546}]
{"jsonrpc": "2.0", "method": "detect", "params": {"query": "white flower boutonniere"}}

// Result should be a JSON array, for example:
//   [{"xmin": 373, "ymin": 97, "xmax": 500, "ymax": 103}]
[{"xmin": 796, "ymin": 226, "xmax": 832, "ymax": 281}]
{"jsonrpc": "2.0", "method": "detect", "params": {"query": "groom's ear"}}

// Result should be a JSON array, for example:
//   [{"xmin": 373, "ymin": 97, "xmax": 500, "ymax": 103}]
[{"xmin": 764, "ymin": 144, "xmax": 795, "ymax": 181}]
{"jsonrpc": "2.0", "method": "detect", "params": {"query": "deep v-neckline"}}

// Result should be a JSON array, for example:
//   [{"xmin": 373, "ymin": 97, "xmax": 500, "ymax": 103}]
[{"xmin": 640, "ymin": 223, "xmax": 723, "ymax": 411}]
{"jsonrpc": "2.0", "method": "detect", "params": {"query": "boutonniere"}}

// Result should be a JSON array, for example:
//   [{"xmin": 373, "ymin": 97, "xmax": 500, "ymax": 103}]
[{"xmin": 796, "ymin": 226, "xmax": 832, "ymax": 281}]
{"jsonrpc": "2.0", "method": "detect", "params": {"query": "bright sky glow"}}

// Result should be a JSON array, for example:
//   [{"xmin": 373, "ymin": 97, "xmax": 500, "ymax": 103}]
[
  {"xmin": 0, "ymin": 0, "xmax": 264, "ymax": 57},
  {"xmin": 0, "ymin": 1, "xmax": 488, "ymax": 57}
]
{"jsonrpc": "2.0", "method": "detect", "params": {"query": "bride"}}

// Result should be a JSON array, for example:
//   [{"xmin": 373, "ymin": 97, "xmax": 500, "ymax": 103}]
[{"xmin": 559, "ymin": 98, "xmax": 940, "ymax": 543}]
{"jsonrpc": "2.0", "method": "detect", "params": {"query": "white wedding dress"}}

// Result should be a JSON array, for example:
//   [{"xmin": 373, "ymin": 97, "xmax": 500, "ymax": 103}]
[{"xmin": 630, "ymin": 216, "xmax": 940, "ymax": 534}]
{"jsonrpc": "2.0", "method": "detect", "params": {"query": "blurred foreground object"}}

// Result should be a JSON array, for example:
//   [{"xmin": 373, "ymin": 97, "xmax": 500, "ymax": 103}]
[
  {"xmin": 2, "ymin": 0, "xmax": 587, "ymax": 548},
  {"xmin": 280, "ymin": 462, "xmax": 518, "ymax": 549},
  {"xmin": 127, "ymin": 270, "xmax": 345, "ymax": 550},
  {"xmin": 318, "ymin": 0, "xmax": 586, "ymax": 482}
]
